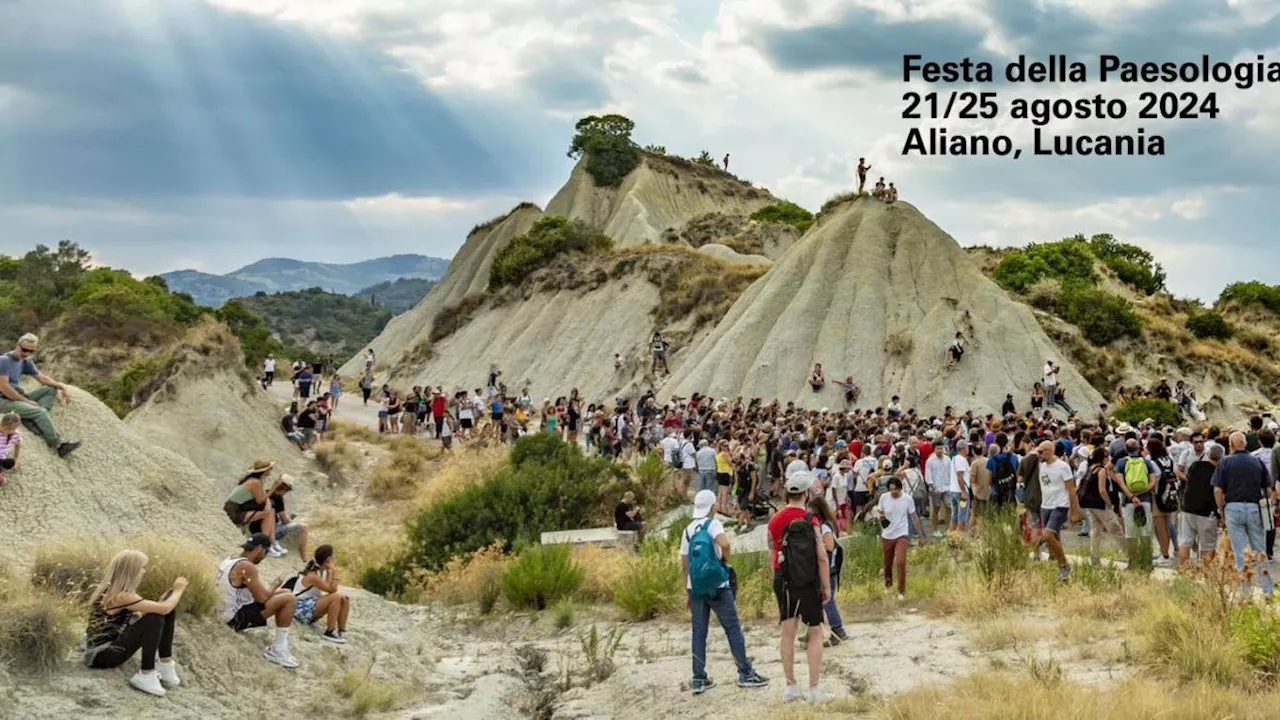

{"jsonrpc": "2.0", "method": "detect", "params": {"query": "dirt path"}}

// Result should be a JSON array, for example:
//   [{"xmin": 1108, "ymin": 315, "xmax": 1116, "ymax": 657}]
[{"xmin": 265, "ymin": 378, "xmax": 382, "ymax": 431}]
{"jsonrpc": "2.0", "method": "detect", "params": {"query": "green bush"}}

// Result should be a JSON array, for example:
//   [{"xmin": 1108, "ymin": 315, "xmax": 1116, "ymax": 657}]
[
  {"xmin": 612, "ymin": 542, "xmax": 682, "ymax": 620},
  {"xmin": 693, "ymin": 150, "xmax": 716, "ymax": 167},
  {"xmin": 488, "ymin": 216, "xmax": 614, "ymax": 290},
  {"xmin": 1086, "ymin": 233, "xmax": 1166, "ymax": 295},
  {"xmin": 359, "ymin": 562, "xmax": 408, "ymax": 598},
  {"xmin": 568, "ymin": 114, "xmax": 640, "ymax": 187},
  {"xmin": 1219, "ymin": 281, "xmax": 1280, "ymax": 313},
  {"xmin": 993, "ymin": 239, "xmax": 1098, "ymax": 294},
  {"xmin": 978, "ymin": 513, "xmax": 1030, "ymax": 589},
  {"xmin": 1229, "ymin": 603, "xmax": 1280, "ymax": 676},
  {"xmin": 1186, "ymin": 312, "xmax": 1234, "ymax": 340},
  {"xmin": 1112, "ymin": 398, "xmax": 1181, "ymax": 428},
  {"xmin": 429, "ymin": 293, "xmax": 486, "ymax": 343},
  {"xmin": 501, "ymin": 545, "xmax": 584, "ymax": 611},
  {"xmin": 396, "ymin": 434, "xmax": 623, "ymax": 573},
  {"xmin": 1056, "ymin": 284, "xmax": 1142, "ymax": 346},
  {"xmin": 750, "ymin": 200, "xmax": 814, "ymax": 233}
]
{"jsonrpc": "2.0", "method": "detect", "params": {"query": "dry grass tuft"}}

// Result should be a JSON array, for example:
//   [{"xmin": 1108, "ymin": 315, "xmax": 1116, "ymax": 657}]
[
  {"xmin": 367, "ymin": 437, "xmax": 442, "ymax": 501},
  {"xmin": 306, "ymin": 507, "xmax": 406, "ymax": 589},
  {"xmin": 571, "ymin": 545, "xmax": 628, "ymax": 602},
  {"xmin": 334, "ymin": 667, "xmax": 413, "ymax": 717},
  {"xmin": 415, "ymin": 542, "xmax": 510, "ymax": 606},
  {"xmin": 30, "ymin": 535, "xmax": 220, "ymax": 617},
  {"xmin": 314, "ymin": 438, "xmax": 366, "ymax": 485},
  {"xmin": 413, "ymin": 446, "xmax": 508, "ymax": 508},
  {"xmin": 884, "ymin": 332, "xmax": 914, "ymax": 358},
  {"xmin": 327, "ymin": 419, "xmax": 385, "ymax": 445},
  {"xmin": 0, "ymin": 592, "xmax": 80, "ymax": 676}
]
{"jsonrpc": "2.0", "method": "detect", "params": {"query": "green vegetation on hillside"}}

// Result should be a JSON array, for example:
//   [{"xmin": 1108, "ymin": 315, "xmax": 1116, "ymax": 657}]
[
  {"xmin": 1112, "ymin": 397, "xmax": 1181, "ymax": 427},
  {"xmin": 488, "ymin": 216, "xmax": 614, "ymax": 291},
  {"xmin": 354, "ymin": 278, "xmax": 435, "ymax": 315},
  {"xmin": 750, "ymin": 200, "xmax": 814, "ymax": 233},
  {"xmin": 1186, "ymin": 312, "xmax": 1234, "ymax": 340},
  {"xmin": 1219, "ymin": 281, "xmax": 1280, "ymax": 313},
  {"xmin": 993, "ymin": 234, "xmax": 1152, "ymax": 346},
  {"xmin": 233, "ymin": 287, "xmax": 392, "ymax": 361},
  {"xmin": 568, "ymin": 114, "xmax": 641, "ymax": 187}
]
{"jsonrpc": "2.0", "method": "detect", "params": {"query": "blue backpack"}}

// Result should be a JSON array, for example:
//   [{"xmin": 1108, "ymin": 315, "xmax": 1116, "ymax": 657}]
[{"xmin": 687, "ymin": 520, "xmax": 729, "ymax": 599}]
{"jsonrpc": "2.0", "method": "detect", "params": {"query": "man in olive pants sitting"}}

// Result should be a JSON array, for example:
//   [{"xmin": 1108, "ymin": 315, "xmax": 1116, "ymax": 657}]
[{"xmin": 0, "ymin": 333, "xmax": 81, "ymax": 458}]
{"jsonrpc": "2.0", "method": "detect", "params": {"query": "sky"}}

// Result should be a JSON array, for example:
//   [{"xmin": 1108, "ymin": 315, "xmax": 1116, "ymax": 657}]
[{"xmin": 2, "ymin": 0, "xmax": 1279, "ymax": 300}]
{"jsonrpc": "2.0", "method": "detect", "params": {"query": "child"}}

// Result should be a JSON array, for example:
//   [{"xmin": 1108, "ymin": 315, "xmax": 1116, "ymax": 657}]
[{"xmin": 0, "ymin": 413, "xmax": 20, "ymax": 487}]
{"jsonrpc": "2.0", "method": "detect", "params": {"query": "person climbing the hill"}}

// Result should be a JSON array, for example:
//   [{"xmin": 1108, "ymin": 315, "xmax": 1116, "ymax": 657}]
[
  {"xmin": 0, "ymin": 412, "xmax": 20, "ymax": 487},
  {"xmin": 843, "ymin": 377, "xmax": 860, "ymax": 408},
  {"xmin": 286, "ymin": 545, "xmax": 350, "ymax": 644},
  {"xmin": 364, "ymin": 349, "xmax": 375, "ymax": 375},
  {"xmin": 857, "ymin": 158, "xmax": 871, "ymax": 194},
  {"xmin": 0, "ymin": 333, "xmax": 80, "ymax": 459},
  {"xmin": 946, "ymin": 331, "xmax": 965, "ymax": 367},
  {"xmin": 83, "ymin": 549, "xmax": 187, "ymax": 697},
  {"xmin": 248, "ymin": 474, "xmax": 309, "ymax": 562},
  {"xmin": 222, "ymin": 460, "xmax": 278, "ymax": 555},
  {"xmin": 263, "ymin": 354, "xmax": 276, "ymax": 387},
  {"xmin": 215, "ymin": 533, "xmax": 300, "ymax": 669},
  {"xmin": 809, "ymin": 363, "xmax": 826, "ymax": 392},
  {"xmin": 768, "ymin": 470, "xmax": 832, "ymax": 703},
  {"xmin": 681, "ymin": 489, "xmax": 770, "ymax": 695},
  {"xmin": 651, "ymin": 332, "xmax": 670, "ymax": 375}
]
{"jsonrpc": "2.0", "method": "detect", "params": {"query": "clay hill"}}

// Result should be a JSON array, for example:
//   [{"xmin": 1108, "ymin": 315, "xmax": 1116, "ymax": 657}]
[
  {"xmin": 665, "ymin": 197, "xmax": 1104, "ymax": 414},
  {"xmin": 341, "ymin": 151, "xmax": 784, "ymax": 398}
]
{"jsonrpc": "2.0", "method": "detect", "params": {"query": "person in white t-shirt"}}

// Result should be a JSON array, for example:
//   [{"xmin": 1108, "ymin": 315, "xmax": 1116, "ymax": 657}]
[
  {"xmin": 679, "ymin": 490, "xmax": 769, "ymax": 695},
  {"xmin": 679, "ymin": 434, "xmax": 698, "ymax": 496},
  {"xmin": 1036, "ymin": 440, "xmax": 1081, "ymax": 582},
  {"xmin": 263, "ymin": 355, "xmax": 276, "ymax": 386},
  {"xmin": 1043, "ymin": 361, "xmax": 1059, "ymax": 406},
  {"xmin": 875, "ymin": 477, "xmax": 927, "ymax": 600},
  {"xmin": 924, "ymin": 443, "xmax": 952, "ymax": 532},
  {"xmin": 949, "ymin": 441, "xmax": 972, "ymax": 532}
]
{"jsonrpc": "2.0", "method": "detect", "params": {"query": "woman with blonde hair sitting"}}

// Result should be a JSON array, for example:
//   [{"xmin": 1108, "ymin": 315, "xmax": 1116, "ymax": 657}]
[{"xmin": 83, "ymin": 549, "xmax": 188, "ymax": 697}]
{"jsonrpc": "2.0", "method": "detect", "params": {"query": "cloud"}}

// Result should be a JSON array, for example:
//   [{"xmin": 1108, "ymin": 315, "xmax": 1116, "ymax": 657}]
[
  {"xmin": 0, "ymin": 0, "xmax": 544, "ymax": 203},
  {"xmin": 660, "ymin": 61, "xmax": 710, "ymax": 84}
]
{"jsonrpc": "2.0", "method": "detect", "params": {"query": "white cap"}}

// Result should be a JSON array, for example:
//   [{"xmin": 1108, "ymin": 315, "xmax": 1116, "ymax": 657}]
[
  {"xmin": 692, "ymin": 489, "xmax": 717, "ymax": 519},
  {"xmin": 785, "ymin": 470, "xmax": 815, "ymax": 494}
]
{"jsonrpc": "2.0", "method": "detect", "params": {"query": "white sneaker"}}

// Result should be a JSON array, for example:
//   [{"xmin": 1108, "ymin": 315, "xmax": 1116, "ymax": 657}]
[
  {"xmin": 264, "ymin": 646, "xmax": 299, "ymax": 669},
  {"xmin": 269, "ymin": 543, "xmax": 288, "ymax": 558},
  {"xmin": 783, "ymin": 684, "xmax": 803, "ymax": 703},
  {"xmin": 897, "ymin": 593, "xmax": 906, "ymax": 601},
  {"xmin": 808, "ymin": 685, "xmax": 834, "ymax": 704},
  {"xmin": 155, "ymin": 660, "xmax": 181, "ymax": 687},
  {"xmin": 129, "ymin": 671, "xmax": 166, "ymax": 697}
]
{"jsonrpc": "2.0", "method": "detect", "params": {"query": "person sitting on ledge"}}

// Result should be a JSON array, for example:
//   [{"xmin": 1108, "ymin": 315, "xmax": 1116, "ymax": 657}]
[
  {"xmin": 809, "ymin": 363, "xmax": 826, "ymax": 392},
  {"xmin": 0, "ymin": 333, "xmax": 81, "ymax": 458}
]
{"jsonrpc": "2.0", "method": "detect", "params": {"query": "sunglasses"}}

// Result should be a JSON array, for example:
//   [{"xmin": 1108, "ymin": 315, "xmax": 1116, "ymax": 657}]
[{"xmin": 16, "ymin": 346, "xmax": 35, "ymax": 354}]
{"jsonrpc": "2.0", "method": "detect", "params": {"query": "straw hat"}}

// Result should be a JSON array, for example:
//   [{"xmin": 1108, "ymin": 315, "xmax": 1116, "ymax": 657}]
[{"xmin": 245, "ymin": 459, "xmax": 275, "ymax": 475}]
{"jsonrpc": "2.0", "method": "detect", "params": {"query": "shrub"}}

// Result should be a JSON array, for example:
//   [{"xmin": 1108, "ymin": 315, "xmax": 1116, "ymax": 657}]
[
  {"xmin": 572, "ymin": 545, "xmax": 627, "ymax": 602},
  {"xmin": 884, "ymin": 331, "xmax": 914, "ymax": 357},
  {"xmin": 993, "ymin": 239, "xmax": 1097, "ymax": 294},
  {"xmin": 750, "ymin": 200, "xmax": 814, "ymax": 233},
  {"xmin": 654, "ymin": 255, "xmax": 765, "ymax": 330},
  {"xmin": 0, "ymin": 595, "xmax": 79, "ymax": 675},
  {"xmin": 1087, "ymin": 233, "xmax": 1166, "ymax": 295},
  {"xmin": 568, "ymin": 114, "xmax": 640, "ymax": 187},
  {"xmin": 693, "ymin": 150, "xmax": 716, "ymax": 167},
  {"xmin": 489, "ymin": 216, "xmax": 614, "ymax": 291},
  {"xmin": 314, "ymin": 438, "xmax": 364, "ymax": 485},
  {"xmin": 396, "ymin": 434, "xmax": 621, "ymax": 573},
  {"xmin": 335, "ymin": 669, "xmax": 410, "ymax": 718},
  {"xmin": 1112, "ymin": 398, "xmax": 1181, "ymax": 428},
  {"xmin": 1025, "ymin": 279, "xmax": 1062, "ymax": 311},
  {"xmin": 977, "ymin": 513, "xmax": 1030, "ymax": 590},
  {"xmin": 612, "ymin": 542, "xmax": 682, "ymax": 620},
  {"xmin": 1056, "ymin": 284, "xmax": 1141, "ymax": 346},
  {"xmin": 727, "ymin": 551, "xmax": 773, "ymax": 619},
  {"xmin": 1219, "ymin": 280, "xmax": 1280, "ymax": 313},
  {"xmin": 429, "ymin": 293, "xmax": 487, "ymax": 343},
  {"xmin": 1186, "ymin": 312, "xmax": 1234, "ymax": 340},
  {"xmin": 501, "ymin": 545, "xmax": 584, "ymax": 611}
]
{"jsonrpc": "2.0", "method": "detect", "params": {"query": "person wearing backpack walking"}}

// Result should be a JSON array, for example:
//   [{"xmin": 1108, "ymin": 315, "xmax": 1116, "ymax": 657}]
[
  {"xmin": 766, "ymin": 470, "xmax": 832, "ymax": 704},
  {"xmin": 986, "ymin": 434, "xmax": 1020, "ymax": 508},
  {"xmin": 1114, "ymin": 438, "xmax": 1159, "ymax": 567},
  {"xmin": 680, "ymin": 490, "xmax": 769, "ymax": 696}
]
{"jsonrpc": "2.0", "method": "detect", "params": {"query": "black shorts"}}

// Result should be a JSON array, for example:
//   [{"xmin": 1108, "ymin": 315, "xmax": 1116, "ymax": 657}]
[
  {"xmin": 717, "ymin": 472, "xmax": 733, "ymax": 487},
  {"xmin": 773, "ymin": 571, "xmax": 823, "ymax": 627},
  {"xmin": 950, "ymin": 347, "xmax": 964, "ymax": 361},
  {"xmin": 227, "ymin": 602, "xmax": 267, "ymax": 632},
  {"xmin": 460, "ymin": 418, "xmax": 474, "ymax": 430},
  {"xmin": 853, "ymin": 491, "xmax": 871, "ymax": 508},
  {"xmin": 492, "ymin": 412, "xmax": 503, "ymax": 422}
]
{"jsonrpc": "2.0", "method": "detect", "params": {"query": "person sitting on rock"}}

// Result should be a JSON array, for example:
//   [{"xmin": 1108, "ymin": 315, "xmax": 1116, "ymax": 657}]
[
  {"xmin": 248, "ymin": 474, "xmax": 310, "ymax": 562},
  {"xmin": 222, "ymin": 460, "xmax": 278, "ymax": 553},
  {"xmin": 615, "ymin": 490, "xmax": 645, "ymax": 534},
  {"xmin": 0, "ymin": 333, "xmax": 81, "ymax": 459},
  {"xmin": 287, "ymin": 544, "xmax": 350, "ymax": 644},
  {"xmin": 886, "ymin": 183, "xmax": 898, "ymax": 203},
  {"xmin": 84, "ymin": 549, "xmax": 188, "ymax": 697},
  {"xmin": 0, "ymin": 412, "xmax": 21, "ymax": 487},
  {"xmin": 280, "ymin": 404, "xmax": 306, "ymax": 449},
  {"xmin": 215, "ymin": 533, "xmax": 299, "ymax": 668},
  {"xmin": 947, "ymin": 331, "xmax": 966, "ymax": 366},
  {"xmin": 872, "ymin": 177, "xmax": 887, "ymax": 199},
  {"xmin": 809, "ymin": 363, "xmax": 826, "ymax": 392}
]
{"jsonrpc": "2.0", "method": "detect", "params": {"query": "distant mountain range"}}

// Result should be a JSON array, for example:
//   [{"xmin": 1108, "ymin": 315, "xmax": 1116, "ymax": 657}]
[
  {"xmin": 353, "ymin": 277, "xmax": 437, "ymax": 315},
  {"xmin": 162, "ymin": 254, "xmax": 450, "ymax": 307}
]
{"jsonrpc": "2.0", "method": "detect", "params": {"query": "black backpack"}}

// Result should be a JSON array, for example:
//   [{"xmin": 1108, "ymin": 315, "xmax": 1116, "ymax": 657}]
[
  {"xmin": 781, "ymin": 512, "xmax": 819, "ymax": 589},
  {"xmin": 1154, "ymin": 455, "xmax": 1179, "ymax": 513},
  {"xmin": 991, "ymin": 453, "xmax": 1017, "ymax": 488}
]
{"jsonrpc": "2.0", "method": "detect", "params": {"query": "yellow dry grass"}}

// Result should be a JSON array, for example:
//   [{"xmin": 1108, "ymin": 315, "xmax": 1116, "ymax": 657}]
[
  {"xmin": 306, "ymin": 506, "xmax": 407, "ymax": 588},
  {"xmin": 313, "ymin": 438, "xmax": 367, "ymax": 485},
  {"xmin": 367, "ymin": 436, "xmax": 443, "ymax": 501},
  {"xmin": 413, "ymin": 445, "xmax": 508, "ymax": 508},
  {"xmin": 415, "ymin": 542, "xmax": 510, "ymax": 605},
  {"xmin": 571, "ymin": 545, "xmax": 628, "ymax": 602}
]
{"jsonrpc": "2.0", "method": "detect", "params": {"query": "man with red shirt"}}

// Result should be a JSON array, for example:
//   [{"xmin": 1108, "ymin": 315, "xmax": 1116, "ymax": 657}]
[
  {"xmin": 431, "ymin": 387, "xmax": 448, "ymax": 439},
  {"xmin": 766, "ymin": 470, "xmax": 832, "ymax": 704}
]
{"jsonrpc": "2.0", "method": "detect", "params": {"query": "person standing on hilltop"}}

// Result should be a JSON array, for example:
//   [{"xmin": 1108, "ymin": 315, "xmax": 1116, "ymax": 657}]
[
  {"xmin": 857, "ymin": 158, "xmax": 871, "ymax": 194},
  {"xmin": 0, "ymin": 333, "xmax": 81, "ymax": 458},
  {"xmin": 723, "ymin": 153, "xmax": 730, "ymax": 172}
]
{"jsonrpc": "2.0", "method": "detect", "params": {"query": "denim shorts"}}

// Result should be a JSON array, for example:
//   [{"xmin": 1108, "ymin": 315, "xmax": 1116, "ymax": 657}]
[{"xmin": 1040, "ymin": 507, "xmax": 1069, "ymax": 534}]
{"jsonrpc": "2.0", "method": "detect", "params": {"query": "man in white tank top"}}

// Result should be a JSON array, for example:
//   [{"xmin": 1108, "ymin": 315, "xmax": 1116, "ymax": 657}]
[{"xmin": 215, "ymin": 534, "xmax": 301, "ymax": 669}]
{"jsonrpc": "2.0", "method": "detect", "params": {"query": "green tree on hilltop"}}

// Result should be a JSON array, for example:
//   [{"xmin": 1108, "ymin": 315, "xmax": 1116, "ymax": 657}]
[{"xmin": 568, "ymin": 114, "xmax": 641, "ymax": 187}]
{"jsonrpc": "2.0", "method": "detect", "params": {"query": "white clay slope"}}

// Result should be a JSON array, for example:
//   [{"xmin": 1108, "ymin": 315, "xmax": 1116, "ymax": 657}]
[{"xmin": 663, "ymin": 197, "xmax": 1105, "ymax": 415}]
